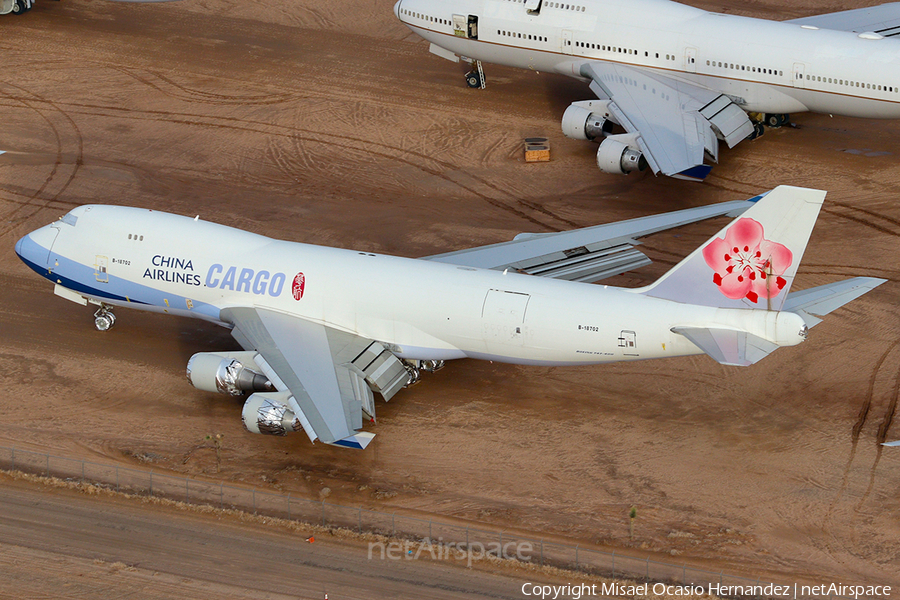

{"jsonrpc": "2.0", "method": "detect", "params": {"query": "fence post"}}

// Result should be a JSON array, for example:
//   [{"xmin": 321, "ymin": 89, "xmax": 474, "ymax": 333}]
[
  {"xmin": 429, "ymin": 519, "xmax": 432, "ymax": 541},
  {"xmin": 466, "ymin": 526, "xmax": 469, "ymax": 548},
  {"xmin": 611, "ymin": 551, "xmax": 615, "ymax": 577},
  {"xmin": 10, "ymin": 447, "xmax": 14, "ymax": 471},
  {"xmin": 81, "ymin": 460, "xmax": 85, "ymax": 484},
  {"xmin": 575, "ymin": 545, "xmax": 579, "ymax": 570},
  {"xmin": 185, "ymin": 478, "xmax": 189, "ymax": 503},
  {"xmin": 288, "ymin": 493, "xmax": 291, "ymax": 520},
  {"xmin": 150, "ymin": 471, "xmax": 153, "ymax": 496},
  {"xmin": 499, "ymin": 531, "xmax": 503, "ymax": 557},
  {"xmin": 683, "ymin": 564, "xmax": 686, "ymax": 583},
  {"xmin": 253, "ymin": 490, "xmax": 256, "ymax": 514},
  {"xmin": 220, "ymin": 483, "xmax": 223, "ymax": 508},
  {"xmin": 646, "ymin": 557, "xmax": 650, "ymax": 580},
  {"xmin": 540, "ymin": 540, "xmax": 544, "ymax": 566},
  {"xmin": 720, "ymin": 571, "xmax": 723, "ymax": 585},
  {"xmin": 116, "ymin": 467, "xmax": 119, "ymax": 492},
  {"xmin": 322, "ymin": 501, "xmax": 326, "ymax": 526},
  {"xmin": 46, "ymin": 454, "xmax": 50, "ymax": 477}
]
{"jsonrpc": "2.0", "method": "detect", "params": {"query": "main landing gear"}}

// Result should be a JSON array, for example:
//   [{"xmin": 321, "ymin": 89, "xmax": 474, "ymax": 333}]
[
  {"xmin": 93, "ymin": 305, "xmax": 116, "ymax": 331},
  {"xmin": 747, "ymin": 113, "xmax": 790, "ymax": 140}
]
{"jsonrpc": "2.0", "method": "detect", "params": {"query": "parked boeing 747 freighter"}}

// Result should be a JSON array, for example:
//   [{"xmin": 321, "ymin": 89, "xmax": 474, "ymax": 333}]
[
  {"xmin": 396, "ymin": 0, "xmax": 900, "ymax": 179},
  {"xmin": 15, "ymin": 187, "xmax": 883, "ymax": 448}
]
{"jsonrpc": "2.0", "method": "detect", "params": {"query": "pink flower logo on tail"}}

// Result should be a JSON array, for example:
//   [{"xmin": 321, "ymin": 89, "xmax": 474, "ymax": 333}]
[{"xmin": 701, "ymin": 218, "xmax": 792, "ymax": 304}]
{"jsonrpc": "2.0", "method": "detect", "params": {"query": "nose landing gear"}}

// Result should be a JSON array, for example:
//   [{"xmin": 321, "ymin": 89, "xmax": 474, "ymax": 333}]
[{"xmin": 94, "ymin": 306, "xmax": 116, "ymax": 331}]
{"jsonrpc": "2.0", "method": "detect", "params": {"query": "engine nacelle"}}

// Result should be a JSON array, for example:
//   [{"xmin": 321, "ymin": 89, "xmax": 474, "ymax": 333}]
[
  {"xmin": 186, "ymin": 351, "xmax": 274, "ymax": 396},
  {"xmin": 595, "ymin": 137, "xmax": 646, "ymax": 175},
  {"xmin": 242, "ymin": 392, "xmax": 299, "ymax": 436},
  {"xmin": 561, "ymin": 102, "xmax": 613, "ymax": 141}
]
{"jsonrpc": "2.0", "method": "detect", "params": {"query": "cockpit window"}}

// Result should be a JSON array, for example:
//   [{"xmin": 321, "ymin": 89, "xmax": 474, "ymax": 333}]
[{"xmin": 61, "ymin": 213, "xmax": 78, "ymax": 227}]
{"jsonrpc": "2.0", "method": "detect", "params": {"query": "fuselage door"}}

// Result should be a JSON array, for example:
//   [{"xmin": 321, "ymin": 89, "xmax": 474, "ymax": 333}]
[
  {"xmin": 561, "ymin": 29, "xmax": 573, "ymax": 54},
  {"xmin": 792, "ymin": 62, "xmax": 806, "ymax": 89},
  {"xmin": 94, "ymin": 255, "xmax": 109, "ymax": 283},
  {"xmin": 618, "ymin": 330, "xmax": 638, "ymax": 356},
  {"xmin": 684, "ymin": 47, "xmax": 697, "ymax": 73},
  {"xmin": 525, "ymin": 0, "xmax": 541, "ymax": 13},
  {"xmin": 467, "ymin": 15, "xmax": 479, "ymax": 39},
  {"xmin": 452, "ymin": 14, "xmax": 467, "ymax": 37}
]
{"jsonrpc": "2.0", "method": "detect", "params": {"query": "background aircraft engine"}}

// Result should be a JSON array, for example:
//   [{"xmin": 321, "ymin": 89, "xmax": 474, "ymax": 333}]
[
  {"xmin": 186, "ymin": 352, "xmax": 274, "ymax": 396},
  {"xmin": 242, "ymin": 393, "xmax": 299, "ymax": 436},
  {"xmin": 595, "ymin": 138, "xmax": 646, "ymax": 175},
  {"xmin": 561, "ymin": 103, "xmax": 613, "ymax": 141}
]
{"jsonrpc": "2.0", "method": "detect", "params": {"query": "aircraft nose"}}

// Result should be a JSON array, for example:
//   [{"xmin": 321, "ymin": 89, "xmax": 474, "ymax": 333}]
[
  {"xmin": 15, "ymin": 225, "xmax": 57, "ymax": 274},
  {"xmin": 393, "ymin": 0, "xmax": 401, "ymax": 19}
]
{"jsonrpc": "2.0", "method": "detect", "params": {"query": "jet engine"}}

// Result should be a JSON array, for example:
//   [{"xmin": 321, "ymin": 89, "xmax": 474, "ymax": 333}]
[
  {"xmin": 595, "ymin": 137, "xmax": 646, "ymax": 175},
  {"xmin": 561, "ymin": 102, "xmax": 614, "ymax": 141},
  {"xmin": 242, "ymin": 392, "xmax": 299, "ymax": 436},
  {"xmin": 186, "ymin": 351, "xmax": 274, "ymax": 396}
]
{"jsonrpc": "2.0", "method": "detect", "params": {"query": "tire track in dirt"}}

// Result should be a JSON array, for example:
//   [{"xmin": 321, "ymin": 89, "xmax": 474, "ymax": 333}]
[
  {"xmin": 822, "ymin": 204, "xmax": 900, "ymax": 239},
  {"xmin": 110, "ymin": 67, "xmax": 300, "ymax": 106},
  {"xmin": 820, "ymin": 342, "xmax": 899, "ymax": 564},
  {"xmin": 44, "ymin": 99, "xmax": 575, "ymax": 231},
  {"xmin": 0, "ymin": 83, "xmax": 84, "ymax": 236}
]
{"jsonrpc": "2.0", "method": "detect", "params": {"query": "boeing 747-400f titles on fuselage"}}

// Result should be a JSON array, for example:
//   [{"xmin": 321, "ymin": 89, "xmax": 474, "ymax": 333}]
[
  {"xmin": 396, "ymin": 0, "xmax": 900, "ymax": 180},
  {"xmin": 16, "ymin": 187, "xmax": 883, "ymax": 449}
]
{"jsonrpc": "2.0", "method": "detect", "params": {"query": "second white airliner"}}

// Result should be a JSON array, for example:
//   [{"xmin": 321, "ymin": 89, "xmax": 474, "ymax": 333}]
[{"xmin": 396, "ymin": 0, "xmax": 900, "ymax": 179}]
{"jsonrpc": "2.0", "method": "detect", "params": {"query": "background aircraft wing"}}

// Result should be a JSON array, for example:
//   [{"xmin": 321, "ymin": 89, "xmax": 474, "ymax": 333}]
[
  {"xmin": 787, "ymin": 4, "xmax": 900, "ymax": 35},
  {"xmin": 580, "ymin": 62, "xmax": 754, "ymax": 180},
  {"xmin": 422, "ymin": 197, "xmax": 757, "ymax": 283},
  {"xmin": 221, "ymin": 307, "xmax": 409, "ymax": 449}
]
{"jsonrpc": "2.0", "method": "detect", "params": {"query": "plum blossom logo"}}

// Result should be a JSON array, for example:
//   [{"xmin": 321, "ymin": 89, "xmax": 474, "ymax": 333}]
[
  {"xmin": 292, "ymin": 272, "xmax": 305, "ymax": 301},
  {"xmin": 701, "ymin": 218, "xmax": 792, "ymax": 304}
]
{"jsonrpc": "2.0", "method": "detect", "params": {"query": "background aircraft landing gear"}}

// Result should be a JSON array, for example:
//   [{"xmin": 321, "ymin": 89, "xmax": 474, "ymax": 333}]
[
  {"xmin": 464, "ymin": 60, "xmax": 486, "ymax": 89},
  {"xmin": 765, "ymin": 113, "xmax": 790, "ymax": 128},
  {"xmin": 748, "ymin": 121, "xmax": 766, "ymax": 140},
  {"xmin": 94, "ymin": 306, "xmax": 116, "ymax": 331}
]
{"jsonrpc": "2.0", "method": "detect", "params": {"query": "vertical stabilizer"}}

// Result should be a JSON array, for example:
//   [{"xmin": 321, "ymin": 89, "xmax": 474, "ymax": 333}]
[{"xmin": 638, "ymin": 186, "xmax": 825, "ymax": 310}]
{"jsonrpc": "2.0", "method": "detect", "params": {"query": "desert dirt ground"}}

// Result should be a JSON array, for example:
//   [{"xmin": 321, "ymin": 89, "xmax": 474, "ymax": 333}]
[{"xmin": 1, "ymin": 0, "xmax": 900, "ymax": 593}]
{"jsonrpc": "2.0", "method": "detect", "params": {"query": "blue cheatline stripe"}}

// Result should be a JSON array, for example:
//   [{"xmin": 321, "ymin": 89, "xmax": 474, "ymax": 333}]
[
  {"xmin": 331, "ymin": 439, "xmax": 363, "ymax": 449},
  {"xmin": 18, "ymin": 254, "xmax": 148, "ymax": 305}
]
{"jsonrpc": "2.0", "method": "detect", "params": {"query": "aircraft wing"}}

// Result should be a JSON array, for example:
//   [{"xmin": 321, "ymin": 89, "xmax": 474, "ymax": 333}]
[
  {"xmin": 579, "ymin": 62, "xmax": 754, "ymax": 180},
  {"xmin": 787, "ymin": 4, "xmax": 900, "ymax": 36},
  {"xmin": 422, "ymin": 197, "xmax": 757, "ymax": 283},
  {"xmin": 220, "ymin": 307, "xmax": 409, "ymax": 449}
]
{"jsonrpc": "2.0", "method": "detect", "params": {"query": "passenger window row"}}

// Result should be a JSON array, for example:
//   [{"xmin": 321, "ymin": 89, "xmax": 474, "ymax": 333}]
[
  {"xmin": 573, "ymin": 41, "xmax": 675, "ymax": 62},
  {"xmin": 398, "ymin": 8, "xmax": 450, "ymax": 26},
  {"xmin": 498, "ymin": 29, "xmax": 549, "ymax": 42},
  {"xmin": 802, "ymin": 73, "xmax": 898, "ymax": 93},
  {"xmin": 707, "ymin": 60, "xmax": 783, "ymax": 77}
]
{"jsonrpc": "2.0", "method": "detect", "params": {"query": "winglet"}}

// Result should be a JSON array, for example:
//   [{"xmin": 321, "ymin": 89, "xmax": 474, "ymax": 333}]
[
  {"xmin": 638, "ymin": 186, "xmax": 825, "ymax": 310},
  {"xmin": 883, "ymin": 441, "xmax": 900, "ymax": 447},
  {"xmin": 331, "ymin": 432, "xmax": 376, "ymax": 450}
]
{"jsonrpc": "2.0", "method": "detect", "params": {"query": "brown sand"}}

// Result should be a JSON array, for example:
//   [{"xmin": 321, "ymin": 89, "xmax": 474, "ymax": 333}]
[{"xmin": 1, "ymin": 0, "xmax": 899, "ymax": 591}]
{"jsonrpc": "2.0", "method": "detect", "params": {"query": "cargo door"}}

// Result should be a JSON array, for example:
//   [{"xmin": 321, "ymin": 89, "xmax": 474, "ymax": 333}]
[{"xmin": 482, "ymin": 289, "xmax": 530, "ymax": 346}]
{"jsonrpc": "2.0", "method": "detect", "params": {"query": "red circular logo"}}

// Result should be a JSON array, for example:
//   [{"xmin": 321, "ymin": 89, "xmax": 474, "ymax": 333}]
[{"xmin": 292, "ymin": 272, "xmax": 306, "ymax": 301}]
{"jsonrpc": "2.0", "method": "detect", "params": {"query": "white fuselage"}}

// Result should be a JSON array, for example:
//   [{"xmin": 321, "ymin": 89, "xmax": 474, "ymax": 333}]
[
  {"xmin": 396, "ymin": 0, "xmax": 900, "ymax": 118},
  {"xmin": 17, "ymin": 205, "xmax": 805, "ymax": 367}
]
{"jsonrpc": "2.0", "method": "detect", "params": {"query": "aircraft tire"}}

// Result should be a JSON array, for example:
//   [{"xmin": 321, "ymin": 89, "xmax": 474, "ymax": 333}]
[
  {"xmin": 765, "ymin": 113, "xmax": 787, "ymax": 128},
  {"xmin": 94, "ymin": 312, "xmax": 116, "ymax": 331},
  {"xmin": 465, "ymin": 72, "xmax": 481, "ymax": 88}
]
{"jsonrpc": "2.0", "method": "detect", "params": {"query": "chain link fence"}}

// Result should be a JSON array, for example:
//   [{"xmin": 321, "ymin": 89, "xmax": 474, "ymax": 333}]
[{"xmin": 0, "ymin": 445, "xmax": 874, "ymax": 599}]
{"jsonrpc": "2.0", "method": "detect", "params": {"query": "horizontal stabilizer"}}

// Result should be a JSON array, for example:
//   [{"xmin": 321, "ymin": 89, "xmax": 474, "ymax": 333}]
[
  {"xmin": 784, "ymin": 277, "xmax": 887, "ymax": 328},
  {"xmin": 672, "ymin": 327, "xmax": 778, "ymax": 366},
  {"xmin": 423, "ymin": 199, "xmax": 755, "ymax": 282},
  {"xmin": 883, "ymin": 440, "xmax": 900, "ymax": 447},
  {"xmin": 331, "ymin": 432, "xmax": 376, "ymax": 450}
]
